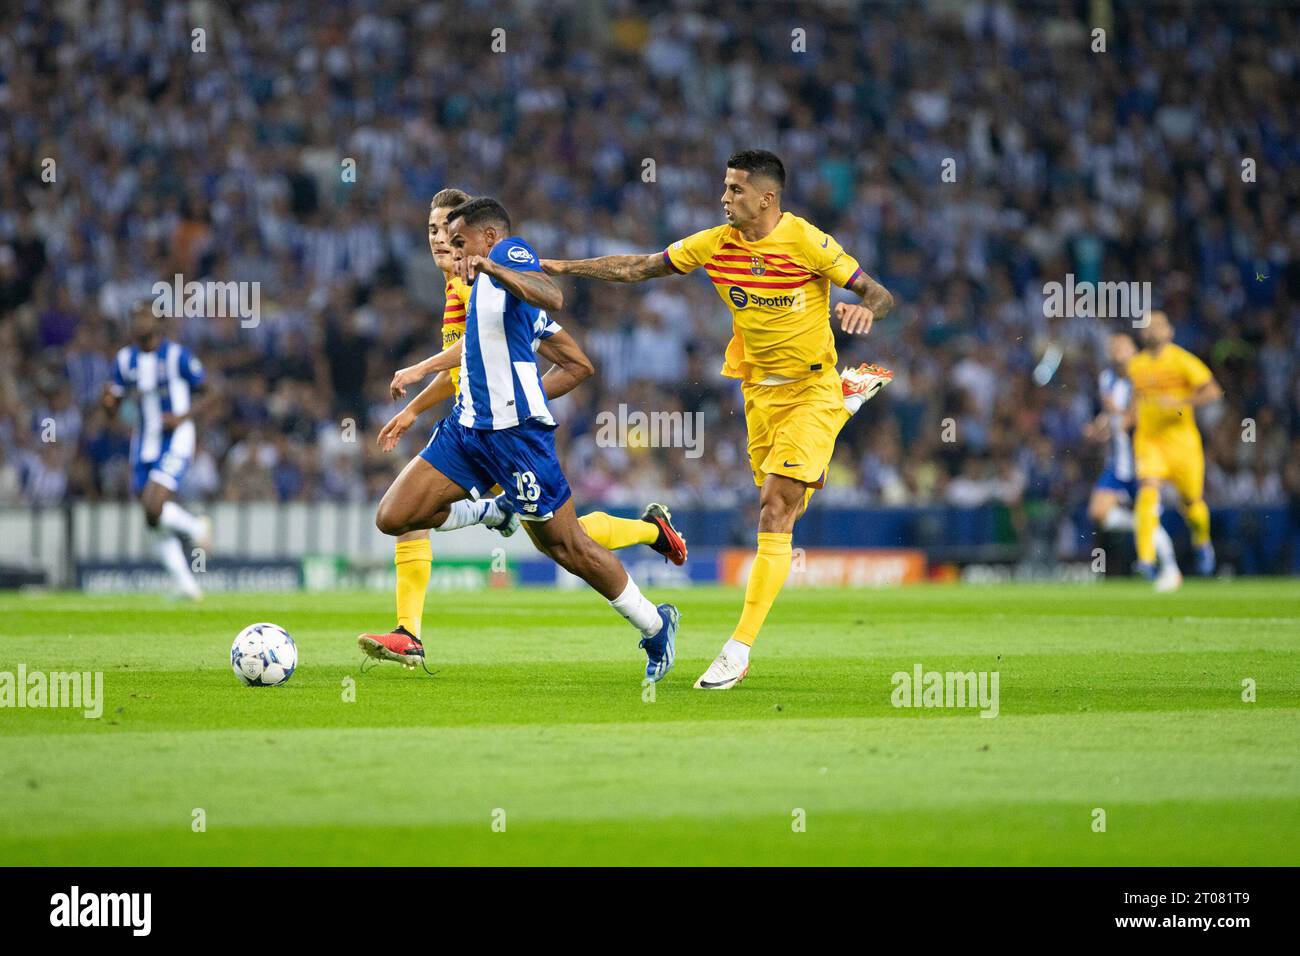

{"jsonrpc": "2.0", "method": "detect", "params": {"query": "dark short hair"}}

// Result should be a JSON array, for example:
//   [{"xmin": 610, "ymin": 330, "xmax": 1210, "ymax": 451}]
[
  {"xmin": 430, "ymin": 187, "xmax": 471, "ymax": 210},
  {"xmin": 447, "ymin": 196, "xmax": 511, "ymax": 232},
  {"xmin": 727, "ymin": 149, "xmax": 786, "ymax": 189}
]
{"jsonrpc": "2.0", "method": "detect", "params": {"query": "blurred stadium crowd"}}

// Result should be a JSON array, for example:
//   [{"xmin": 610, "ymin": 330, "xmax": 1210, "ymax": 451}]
[{"xmin": 1, "ymin": 0, "xmax": 1297, "ymax": 557}]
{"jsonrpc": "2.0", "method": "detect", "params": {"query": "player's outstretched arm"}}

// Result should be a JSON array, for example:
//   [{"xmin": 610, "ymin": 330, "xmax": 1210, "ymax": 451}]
[
  {"xmin": 834, "ymin": 270, "xmax": 896, "ymax": 334},
  {"xmin": 407, "ymin": 370, "xmax": 456, "ymax": 415},
  {"xmin": 541, "ymin": 253, "xmax": 673, "ymax": 283},
  {"xmin": 536, "ymin": 329, "xmax": 595, "ymax": 401},
  {"xmin": 378, "ymin": 372, "xmax": 456, "ymax": 452},
  {"xmin": 391, "ymin": 340, "xmax": 464, "ymax": 399}
]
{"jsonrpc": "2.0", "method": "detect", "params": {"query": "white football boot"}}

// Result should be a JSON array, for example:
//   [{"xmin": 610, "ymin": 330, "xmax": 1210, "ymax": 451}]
[
  {"xmin": 1154, "ymin": 563, "xmax": 1183, "ymax": 593},
  {"xmin": 693, "ymin": 650, "xmax": 749, "ymax": 690},
  {"xmin": 841, "ymin": 362, "xmax": 893, "ymax": 411}
]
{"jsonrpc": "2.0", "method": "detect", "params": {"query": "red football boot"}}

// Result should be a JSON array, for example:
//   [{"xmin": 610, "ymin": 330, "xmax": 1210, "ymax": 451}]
[
  {"xmin": 357, "ymin": 626, "xmax": 425, "ymax": 669},
  {"xmin": 640, "ymin": 502, "xmax": 688, "ymax": 566}
]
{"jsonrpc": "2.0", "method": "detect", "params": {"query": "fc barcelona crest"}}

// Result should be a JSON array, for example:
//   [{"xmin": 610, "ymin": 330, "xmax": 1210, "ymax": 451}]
[{"xmin": 749, "ymin": 256, "xmax": 766, "ymax": 276}]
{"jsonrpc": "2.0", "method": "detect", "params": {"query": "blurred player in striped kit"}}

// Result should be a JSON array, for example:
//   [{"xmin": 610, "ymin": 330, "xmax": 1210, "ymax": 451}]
[{"xmin": 102, "ymin": 303, "xmax": 214, "ymax": 600}]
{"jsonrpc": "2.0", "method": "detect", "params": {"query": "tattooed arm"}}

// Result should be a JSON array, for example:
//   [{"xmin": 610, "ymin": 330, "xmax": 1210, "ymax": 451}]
[
  {"xmin": 834, "ymin": 270, "xmax": 896, "ymax": 335},
  {"xmin": 541, "ymin": 253, "xmax": 674, "ymax": 283}
]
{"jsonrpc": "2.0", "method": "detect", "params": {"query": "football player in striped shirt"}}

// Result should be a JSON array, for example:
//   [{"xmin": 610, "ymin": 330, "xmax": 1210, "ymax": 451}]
[
  {"xmin": 366, "ymin": 198, "xmax": 680, "ymax": 681},
  {"xmin": 361, "ymin": 191, "xmax": 687, "ymax": 661},
  {"xmin": 359, "ymin": 188, "xmax": 506, "ymax": 653},
  {"xmin": 543, "ymin": 149, "xmax": 894, "ymax": 689},
  {"xmin": 102, "ymin": 302, "xmax": 215, "ymax": 600}
]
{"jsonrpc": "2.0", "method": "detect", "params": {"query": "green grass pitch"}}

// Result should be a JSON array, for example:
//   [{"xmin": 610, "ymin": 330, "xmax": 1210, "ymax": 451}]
[{"xmin": 1, "ymin": 581, "xmax": 1297, "ymax": 866}]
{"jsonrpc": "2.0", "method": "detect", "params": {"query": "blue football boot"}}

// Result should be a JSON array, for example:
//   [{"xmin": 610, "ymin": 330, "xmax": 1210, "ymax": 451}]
[{"xmin": 639, "ymin": 604, "xmax": 679, "ymax": 682}]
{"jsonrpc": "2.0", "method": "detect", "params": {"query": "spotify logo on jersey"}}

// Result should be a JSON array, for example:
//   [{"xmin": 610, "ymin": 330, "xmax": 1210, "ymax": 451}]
[{"xmin": 728, "ymin": 286, "xmax": 796, "ymax": 310}]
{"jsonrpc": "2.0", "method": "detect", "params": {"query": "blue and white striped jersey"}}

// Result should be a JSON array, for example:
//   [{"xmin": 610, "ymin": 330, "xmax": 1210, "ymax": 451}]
[
  {"xmin": 1098, "ymin": 367, "xmax": 1134, "ymax": 482},
  {"xmin": 456, "ymin": 237, "xmax": 561, "ymax": 430},
  {"xmin": 110, "ymin": 339, "xmax": 205, "ymax": 466}
]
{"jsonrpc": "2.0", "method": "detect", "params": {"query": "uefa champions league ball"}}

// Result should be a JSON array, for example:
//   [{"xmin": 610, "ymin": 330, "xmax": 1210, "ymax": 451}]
[{"xmin": 231, "ymin": 623, "xmax": 298, "ymax": 687}]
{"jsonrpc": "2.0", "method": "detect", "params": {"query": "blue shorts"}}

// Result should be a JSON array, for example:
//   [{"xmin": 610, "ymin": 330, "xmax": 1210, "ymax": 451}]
[
  {"xmin": 1094, "ymin": 466, "xmax": 1137, "ymax": 501},
  {"xmin": 419, "ymin": 416, "xmax": 572, "ymax": 521},
  {"xmin": 131, "ymin": 452, "xmax": 191, "ymax": 495}
]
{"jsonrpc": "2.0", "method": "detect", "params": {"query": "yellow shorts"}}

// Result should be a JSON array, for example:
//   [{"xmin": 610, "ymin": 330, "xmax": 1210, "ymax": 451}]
[
  {"xmin": 1134, "ymin": 432, "xmax": 1205, "ymax": 502},
  {"xmin": 742, "ymin": 367, "xmax": 850, "ymax": 488}
]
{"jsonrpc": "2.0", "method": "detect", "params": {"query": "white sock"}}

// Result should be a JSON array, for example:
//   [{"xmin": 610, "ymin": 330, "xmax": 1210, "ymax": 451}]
[
  {"xmin": 1101, "ymin": 506, "xmax": 1135, "ymax": 532},
  {"xmin": 723, "ymin": 637, "xmax": 751, "ymax": 666},
  {"xmin": 160, "ymin": 501, "xmax": 204, "ymax": 539},
  {"xmin": 436, "ymin": 498, "xmax": 494, "ymax": 531},
  {"xmin": 154, "ymin": 530, "xmax": 201, "ymax": 599},
  {"xmin": 609, "ymin": 575, "xmax": 662, "ymax": 637},
  {"xmin": 843, "ymin": 393, "xmax": 865, "ymax": 415},
  {"xmin": 1154, "ymin": 523, "xmax": 1177, "ymax": 571}
]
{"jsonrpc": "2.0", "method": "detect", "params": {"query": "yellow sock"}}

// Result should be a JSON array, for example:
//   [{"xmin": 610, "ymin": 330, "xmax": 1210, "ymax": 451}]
[
  {"xmin": 1185, "ymin": 499, "xmax": 1210, "ymax": 547},
  {"xmin": 732, "ymin": 532, "xmax": 793, "ymax": 646},
  {"xmin": 579, "ymin": 511, "xmax": 659, "ymax": 550},
  {"xmin": 394, "ymin": 538, "xmax": 432, "ymax": 637},
  {"xmin": 1135, "ymin": 485, "xmax": 1159, "ymax": 565}
]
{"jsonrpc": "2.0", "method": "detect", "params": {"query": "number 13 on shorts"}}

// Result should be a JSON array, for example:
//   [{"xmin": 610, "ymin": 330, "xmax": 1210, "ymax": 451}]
[{"xmin": 513, "ymin": 470, "xmax": 542, "ymax": 507}]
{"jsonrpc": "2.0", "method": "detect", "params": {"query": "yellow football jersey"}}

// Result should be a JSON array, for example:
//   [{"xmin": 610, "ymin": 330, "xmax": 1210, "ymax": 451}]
[
  {"xmin": 664, "ymin": 212, "xmax": 863, "ymax": 383},
  {"xmin": 442, "ymin": 275, "xmax": 469, "ymax": 394},
  {"xmin": 1127, "ymin": 343, "xmax": 1213, "ymax": 440}
]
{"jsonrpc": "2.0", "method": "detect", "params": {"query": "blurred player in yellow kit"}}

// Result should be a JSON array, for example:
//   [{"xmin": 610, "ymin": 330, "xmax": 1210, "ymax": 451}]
[
  {"xmin": 543, "ymin": 149, "xmax": 895, "ymax": 689},
  {"xmin": 1127, "ymin": 310, "xmax": 1223, "ymax": 582},
  {"xmin": 359, "ymin": 189, "xmax": 688, "ymax": 664}
]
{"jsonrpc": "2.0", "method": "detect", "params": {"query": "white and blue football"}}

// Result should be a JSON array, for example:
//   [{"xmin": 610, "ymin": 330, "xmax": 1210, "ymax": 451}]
[{"xmin": 231, "ymin": 623, "xmax": 297, "ymax": 687}]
